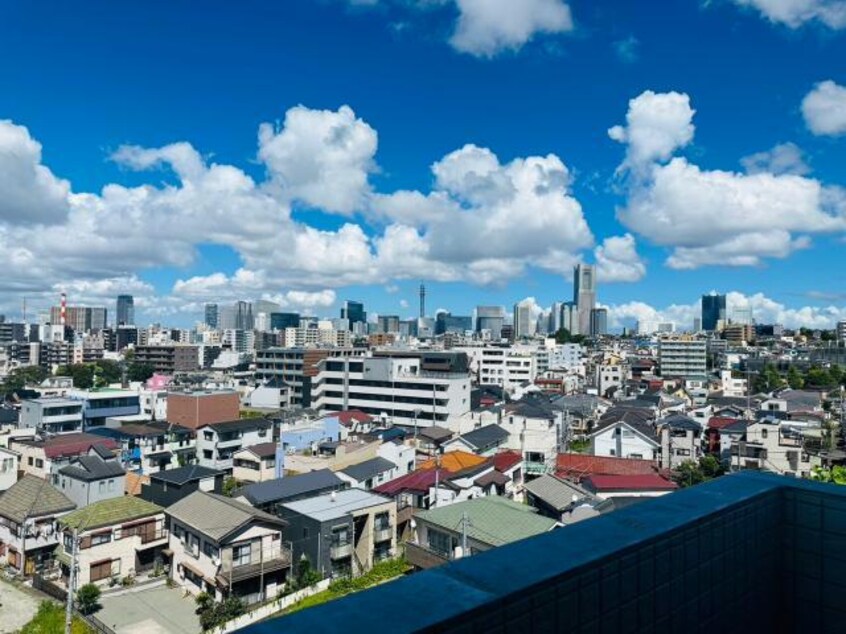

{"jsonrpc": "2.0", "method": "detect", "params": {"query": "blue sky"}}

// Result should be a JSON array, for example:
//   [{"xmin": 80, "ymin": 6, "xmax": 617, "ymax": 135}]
[{"xmin": 1, "ymin": 0, "xmax": 846, "ymax": 329}]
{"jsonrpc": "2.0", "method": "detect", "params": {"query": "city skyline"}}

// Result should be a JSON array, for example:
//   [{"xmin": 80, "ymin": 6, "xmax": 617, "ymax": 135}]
[{"xmin": 1, "ymin": 1, "xmax": 846, "ymax": 329}]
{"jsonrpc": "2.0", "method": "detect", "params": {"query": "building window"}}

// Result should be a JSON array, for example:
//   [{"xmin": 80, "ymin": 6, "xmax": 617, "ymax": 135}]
[
  {"xmin": 28, "ymin": 457, "xmax": 33, "ymax": 466},
  {"xmin": 108, "ymin": 479, "xmax": 115, "ymax": 491},
  {"xmin": 374, "ymin": 512, "xmax": 390, "ymax": 532},
  {"xmin": 232, "ymin": 543, "xmax": 251, "ymax": 567},
  {"xmin": 203, "ymin": 541, "xmax": 219, "ymax": 559},
  {"xmin": 761, "ymin": 429, "xmax": 768, "ymax": 439},
  {"xmin": 91, "ymin": 531, "xmax": 112, "ymax": 546},
  {"xmin": 35, "ymin": 459, "xmax": 44, "ymax": 469},
  {"xmin": 427, "ymin": 529, "xmax": 452, "ymax": 557},
  {"xmin": 99, "ymin": 481, "xmax": 106, "ymax": 493},
  {"xmin": 331, "ymin": 525, "xmax": 350, "ymax": 548}
]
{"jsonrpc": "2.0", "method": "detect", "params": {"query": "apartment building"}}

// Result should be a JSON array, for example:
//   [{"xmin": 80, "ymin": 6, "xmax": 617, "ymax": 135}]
[
  {"xmin": 166, "ymin": 390, "xmax": 241, "ymax": 430},
  {"xmin": 89, "ymin": 422, "xmax": 196, "ymax": 475},
  {"xmin": 20, "ymin": 398, "xmax": 84, "ymax": 434},
  {"xmin": 311, "ymin": 352, "xmax": 471, "ymax": 427},
  {"xmin": 255, "ymin": 348, "xmax": 362, "ymax": 407},
  {"xmin": 68, "ymin": 388, "xmax": 141, "ymax": 429},
  {"xmin": 134, "ymin": 344, "xmax": 200, "ymax": 373},
  {"xmin": 657, "ymin": 337, "xmax": 707, "ymax": 379},
  {"xmin": 456, "ymin": 346, "xmax": 537, "ymax": 392},
  {"xmin": 196, "ymin": 419, "xmax": 274, "ymax": 471}
]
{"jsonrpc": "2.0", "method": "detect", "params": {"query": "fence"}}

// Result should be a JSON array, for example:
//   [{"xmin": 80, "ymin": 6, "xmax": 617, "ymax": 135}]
[
  {"xmin": 217, "ymin": 579, "xmax": 332, "ymax": 633},
  {"xmin": 32, "ymin": 573, "xmax": 67, "ymax": 601}
]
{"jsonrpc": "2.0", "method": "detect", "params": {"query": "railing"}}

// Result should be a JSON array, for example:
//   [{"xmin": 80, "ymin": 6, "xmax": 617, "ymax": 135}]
[
  {"xmin": 330, "ymin": 542, "xmax": 352, "ymax": 559},
  {"xmin": 373, "ymin": 526, "xmax": 393, "ymax": 543},
  {"xmin": 139, "ymin": 529, "xmax": 169, "ymax": 545},
  {"xmin": 403, "ymin": 541, "xmax": 449, "ymax": 570},
  {"xmin": 219, "ymin": 545, "xmax": 292, "ymax": 580}
]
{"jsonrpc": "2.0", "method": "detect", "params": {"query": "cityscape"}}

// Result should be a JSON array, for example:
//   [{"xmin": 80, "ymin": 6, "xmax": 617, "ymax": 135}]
[{"xmin": 2, "ymin": 2, "xmax": 846, "ymax": 634}]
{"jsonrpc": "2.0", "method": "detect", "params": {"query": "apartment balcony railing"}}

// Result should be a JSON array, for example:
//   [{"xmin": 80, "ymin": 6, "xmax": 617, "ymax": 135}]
[
  {"xmin": 373, "ymin": 526, "xmax": 393, "ymax": 543},
  {"xmin": 138, "ymin": 529, "xmax": 169, "ymax": 546},
  {"xmin": 242, "ymin": 472, "xmax": 846, "ymax": 634},
  {"xmin": 218, "ymin": 545, "xmax": 292, "ymax": 585}
]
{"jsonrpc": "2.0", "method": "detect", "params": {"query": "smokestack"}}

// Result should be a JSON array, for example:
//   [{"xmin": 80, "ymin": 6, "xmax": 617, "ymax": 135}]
[
  {"xmin": 60, "ymin": 292, "xmax": 66, "ymax": 327},
  {"xmin": 419, "ymin": 282, "xmax": 425, "ymax": 319}
]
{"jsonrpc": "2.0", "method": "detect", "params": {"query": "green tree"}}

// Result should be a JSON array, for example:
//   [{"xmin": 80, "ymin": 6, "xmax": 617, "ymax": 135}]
[
  {"xmin": 94, "ymin": 360, "xmax": 122, "ymax": 386},
  {"xmin": 672, "ymin": 456, "xmax": 726, "ymax": 488},
  {"xmin": 76, "ymin": 583, "xmax": 101, "ymax": 615},
  {"xmin": 195, "ymin": 595, "xmax": 245, "ymax": 632},
  {"xmin": 806, "ymin": 366, "xmax": 835, "ymax": 388},
  {"xmin": 294, "ymin": 556, "xmax": 322, "ymax": 588},
  {"xmin": 222, "ymin": 477, "xmax": 240, "ymax": 497},
  {"xmin": 787, "ymin": 366, "xmax": 804, "ymax": 389},
  {"xmin": 56, "ymin": 364, "xmax": 96, "ymax": 389},
  {"xmin": 2, "ymin": 365, "xmax": 50, "ymax": 394},
  {"xmin": 127, "ymin": 362, "xmax": 155, "ymax": 383},
  {"xmin": 811, "ymin": 465, "xmax": 846, "ymax": 485},
  {"xmin": 753, "ymin": 363, "xmax": 784, "ymax": 393},
  {"xmin": 829, "ymin": 364, "xmax": 845, "ymax": 386}
]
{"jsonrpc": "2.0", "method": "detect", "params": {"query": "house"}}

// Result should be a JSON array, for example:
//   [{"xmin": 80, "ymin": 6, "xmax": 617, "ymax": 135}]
[
  {"xmin": 442, "ymin": 424, "xmax": 509, "ymax": 457},
  {"xmin": 499, "ymin": 399, "xmax": 562, "ymax": 475},
  {"xmin": 582, "ymin": 474, "xmax": 677, "ymax": 499},
  {"xmin": 524, "ymin": 474, "xmax": 604, "ymax": 524},
  {"xmin": 0, "ymin": 446, "xmax": 19, "ymax": 492},
  {"xmin": 196, "ymin": 418, "xmax": 273, "ymax": 471},
  {"xmin": 415, "ymin": 426, "xmax": 453, "ymax": 456},
  {"xmin": 278, "ymin": 489, "xmax": 396, "ymax": 579},
  {"xmin": 337, "ymin": 457, "xmax": 399, "ymax": 491},
  {"xmin": 11, "ymin": 433, "xmax": 119, "ymax": 483},
  {"xmin": 166, "ymin": 491, "xmax": 291, "ymax": 605},
  {"xmin": 140, "ymin": 465, "xmax": 226, "ymax": 507},
  {"xmin": 705, "ymin": 418, "xmax": 748, "ymax": 464},
  {"xmin": 657, "ymin": 414, "xmax": 703, "ymax": 469},
  {"xmin": 56, "ymin": 496, "xmax": 167, "ymax": 587},
  {"xmin": 234, "ymin": 470, "xmax": 347, "ymax": 515},
  {"xmin": 735, "ymin": 419, "xmax": 820, "ymax": 477},
  {"xmin": 89, "ymin": 422, "xmax": 196, "ymax": 475},
  {"xmin": 0, "ymin": 475, "xmax": 76, "ymax": 575},
  {"xmin": 19, "ymin": 398, "xmax": 84, "ymax": 434},
  {"xmin": 57, "ymin": 447, "xmax": 126, "ymax": 509},
  {"xmin": 492, "ymin": 450, "xmax": 524, "ymax": 500},
  {"xmin": 590, "ymin": 418, "xmax": 660, "ymax": 461},
  {"xmin": 232, "ymin": 443, "xmax": 279, "ymax": 483},
  {"xmin": 555, "ymin": 454, "xmax": 658, "ymax": 481},
  {"xmin": 372, "ymin": 469, "xmax": 451, "ymax": 541},
  {"xmin": 406, "ymin": 496, "xmax": 558, "ymax": 570},
  {"xmin": 333, "ymin": 410, "xmax": 375, "ymax": 435},
  {"xmin": 244, "ymin": 378, "xmax": 290, "ymax": 410}
]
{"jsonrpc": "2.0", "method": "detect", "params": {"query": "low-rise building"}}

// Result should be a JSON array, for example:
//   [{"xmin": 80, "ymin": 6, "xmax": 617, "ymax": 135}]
[
  {"xmin": 140, "ymin": 465, "xmax": 226, "ymax": 507},
  {"xmin": 336, "ymin": 457, "xmax": 399, "ymax": 491},
  {"xmin": 278, "ymin": 489, "xmax": 396, "ymax": 579},
  {"xmin": 166, "ymin": 390, "xmax": 241, "ymax": 431},
  {"xmin": 20, "ymin": 398, "xmax": 83, "ymax": 434},
  {"xmin": 134, "ymin": 344, "xmax": 199, "ymax": 373},
  {"xmin": 234, "ymin": 470, "xmax": 347, "ymax": 516},
  {"xmin": 0, "ymin": 446, "xmax": 19, "ymax": 492},
  {"xmin": 89, "ymin": 422, "xmax": 196, "ymax": 475},
  {"xmin": 166, "ymin": 491, "xmax": 291, "ymax": 605},
  {"xmin": 232, "ymin": 443, "xmax": 279, "ymax": 483},
  {"xmin": 57, "ymin": 496, "xmax": 167, "ymax": 586},
  {"xmin": 68, "ymin": 388, "xmax": 141, "ymax": 429},
  {"xmin": 57, "ymin": 448, "xmax": 126, "ymax": 509},
  {"xmin": 590, "ymin": 418, "xmax": 660, "ymax": 461},
  {"xmin": 581, "ymin": 474, "xmax": 678, "ymax": 499},
  {"xmin": 196, "ymin": 419, "xmax": 274, "ymax": 471},
  {"xmin": 11, "ymin": 433, "xmax": 119, "ymax": 483}
]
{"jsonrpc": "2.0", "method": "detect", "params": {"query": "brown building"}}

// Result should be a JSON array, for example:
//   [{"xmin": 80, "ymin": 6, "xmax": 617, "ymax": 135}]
[
  {"xmin": 167, "ymin": 390, "xmax": 241, "ymax": 430},
  {"xmin": 134, "ymin": 345, "xmax": 199, "ymax": 373}
]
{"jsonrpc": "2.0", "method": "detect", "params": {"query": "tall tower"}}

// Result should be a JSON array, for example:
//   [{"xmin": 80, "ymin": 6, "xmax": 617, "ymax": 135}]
[
  {"xmin": 60, "ymin": 292, "xmax": 67, "ymax": 327},
  {"xmin": 574, "ymin": 264, "xmax": 596, "ymax": 336},
  {"xmin": 419, "ymin": 282, "xmax": 426, "ymax": 319}
]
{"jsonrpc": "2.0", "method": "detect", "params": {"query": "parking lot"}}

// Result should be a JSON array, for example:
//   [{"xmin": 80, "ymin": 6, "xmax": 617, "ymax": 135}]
[
  {"xmin": 97, "ymin": 584, "xmax": 201, "ymax": 634},
  {"xmin": 0, "ymin": 579, "xmax": 41, "ymax": 633}
]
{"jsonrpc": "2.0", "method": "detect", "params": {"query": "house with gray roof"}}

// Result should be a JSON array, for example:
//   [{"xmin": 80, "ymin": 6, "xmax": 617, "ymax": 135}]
[
  {"xmin": 166, "ymin": 491, "xmax": 291, "ymax": 605},
  {"xmin": 234, "ymin": 469, "xmax": 347, "ymax": 515},
  {"xmin": 442, "ymin": 424, "xmax": 509, "ymax": 457},
  {"xmin": 57, "ymin": 448, "xmax": 126, "ymax": 509},
  {"xmin": 591, "ymin": 416, "xmax": 660, "ymax": 462},
  {"xmin": 336, "ymin": 456, "xmax": 399, "ymax": 491},
  {"xmin": 0, "ymin": 474, "xmax": 76, "ymax": 575}
]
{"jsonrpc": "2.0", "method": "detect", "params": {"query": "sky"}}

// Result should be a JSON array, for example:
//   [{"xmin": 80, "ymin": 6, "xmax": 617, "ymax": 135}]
[{"xmin": 1, "ymin": 0, "xmax": 846, "ymax": 331}]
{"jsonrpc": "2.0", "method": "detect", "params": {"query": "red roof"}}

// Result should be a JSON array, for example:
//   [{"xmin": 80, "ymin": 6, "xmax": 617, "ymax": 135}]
[
  {"xmin": 556, "ymin": 454, "xmax": 657, "ymax": 479},
  {"xmin": 584, "ymin": 474, "xmax": 677, "ymax": 492},
  {"xmin": 492, "ymin": 450, "xmax": 522, "ymax": 473},
  {"xmin": 334, "ymin": 410, "xmax": 372, "ymax": 427},
  {"xmin": 373, "ymin": 468, "xmax": 450, "ymax": 496},
  {"xmin": 708, "ymin": 417, "xmax": 742, "ymax": 430},
  {"xmin": 40, "ymin": 434, "xmax": 119, "ymax": 459}
]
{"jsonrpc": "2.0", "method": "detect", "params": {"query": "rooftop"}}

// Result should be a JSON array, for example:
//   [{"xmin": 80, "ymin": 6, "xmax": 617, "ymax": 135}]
[
  {"xmin": 236, "ymin": 442, "xmax": 278, "ymax": 458},
  {"xmin": 419, "ymin": 451, "xmax": 487, "ymax": 473},
  {"xmin": 236, "ymin": 470, "xmax": 345, "ymax": 505},
  {"xmin": 0, "ymin": 474, "xmax": 76, "ymax": 523},
  {"xmin": 150, "ymin": 464, "xmax": 224, "ymax": 485},
  {"xmin": 583, "ymin": 474, "xmax": 678, "ymax": 492},
  {"xmin": 555, "ymin": 454, "xmax": 657, "ymax": 480},
  {"xmin": 201, "ymin": 418, "xmax": 273, "ymax": 433},
  {"xmin": 280, "ymin": 489, "xmax": 391, "ymax": 523},
  {"xmin": 59, "ymin": 455, "xmax": 125, "ymax": 481},
  {"xmin": 339, "ymin": 456, "xmax": 396, "ymax": 482},
  {"xmin": 167, "ymin": 491, "xmax": 285, "ymax": 542},
  {"xmin": 59, "ymin": 496, "xmax": 163, "ymax": 531},
  {"xmin": 449, "ymin": 424, "xmax": 509, "ymax": 451}
]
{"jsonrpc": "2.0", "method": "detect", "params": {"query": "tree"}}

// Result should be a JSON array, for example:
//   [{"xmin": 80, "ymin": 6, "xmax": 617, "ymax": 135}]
[
  {"xmin": 806, "ymin": 366, "xmax": 835, "ymax": 388},
  {"xmin": 554, "ymin": 328, "xmax": 586, "ymax": 345},
  {"xmin": 672, "ymin": 456, "xmax": 726, "ymax": 488},
  {"xmin": 94, "ymin": 360, "xmax": 122, "ymax": 386},
  {"xmin": 2, "ymin": 365, "xmax": 50, "ymax": 394},
  {"xmin": 222, "ymin": 477, "xmax": 240, "ymax": 497},
  {"xmin": 753, "ymin": 363, "xmax": 783, "ymax": 393},
  {"xmin": 76, "ymin": 583, "xmax": 101, "ymax": 615},
  {"xmin": 294, "ymin": 556, "xmax": 322, "ymax": 589},
  {"xmin": 787, "ymin": 366, "xmax": 804, "ymax": 389},
  {"xmin": 811, "ymin": 465, "xmax": 846, "ymax": 485},
  {"xmin": 195, "ymin": 595, "xmax": 245, "ymax": 632},
  {"xmin": 56, "ymin": 364, "xmax": 96, "ymax": 390},
  {"xmin": 127, "ymin": 362, "xmax": 155, "ymax": 383}
]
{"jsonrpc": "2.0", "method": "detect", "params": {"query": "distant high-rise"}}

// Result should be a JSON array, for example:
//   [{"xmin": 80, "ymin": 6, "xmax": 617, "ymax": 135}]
[
  {"xmin": 234, "ymin": 301, "xmax": 254, "ymax": 330},
  {"xmin": 701, "ymin": 294, "xmax": 727, "ymax": 331},
  {"xmin": 419, "ymin": 283, "xmax": 426, "ymax": 318},
  {"xmin": 377, "ymin": 315, "xmax": 400, "ymax": 334},
  {"xmin": 116, "ymin": 294, "xmax": 134, "ymax": 326},
  {"xmin": 475, "ymin": 306, "xmax": 505, "ymax": 340},
  {"xmin": 204, "ymin": 303, "xmax": 219, "ymax": 329},
  {"xmin": 589, "ymin": 308, "xmax": 608, "ymax": 337},
  {"xmin": 513, "ymin": 299, "xmax": 536, "ymax": 339},
  {"xmin": 270, "ymin": 312, "xmax": 300, "ymax": 331},
  {"xmin": 49, "ymin": 305, "xmax": 107, "ymax": 332},
  {"xmin": 574, "ymin": 264, "xmax": 596, "ymax": 336},
  {"xmin": 341, "ymin": 300, "xmax": 366, "ymax": 326},
  {"xmin": 561, "ymin": 302, "xmax": 580, "ymax": 335}
]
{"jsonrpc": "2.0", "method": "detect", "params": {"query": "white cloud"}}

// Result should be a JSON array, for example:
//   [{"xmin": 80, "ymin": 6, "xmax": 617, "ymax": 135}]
[
  {"xmin": 740, "ymin": 142, "xmax": 810, "ymax": 176},
  {"xmin": 0, "ymin": 120, "xmax": 70, "ymax": 225},
  {"xmin": 594, "ymin": 234, "xmax": 647, "ymax": 282},
  {"xmin": 731, "ymin": 0, "xmax": 846, "ymax": 29},
  {"xmin": 802, "ymin": 80, "xmax": 846, "ymax": 136},
  {"xmin": 449, "ymin": 0, "xmax": 573, "ymax": 57},
  {"xmin": 612, "ymin": 90, "xmax": 846, "ymax": 269},
  {"xmin": 258, "ymin": 105, "xmax": 377, "ymax": 214},
  {"xmin": 399, "ymin": 299, "xmax": 410, "ymax": 309},
  {"xmin": 608, "ymin": 90, "xmax": 695, "ymax": 171},
  {"xmin": 613, "ymin": 36, "xmax": 639, "ymax": 64}
]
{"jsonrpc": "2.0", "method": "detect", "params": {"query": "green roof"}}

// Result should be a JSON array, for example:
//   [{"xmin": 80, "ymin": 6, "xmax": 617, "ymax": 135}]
[
  {"xmin": 415, "ymin": 496, "xmax": 557, "ymax": 547},
  {"xmin": 59, "ymin": 496, "xmax": 163, "ymax": 531},
  {"xmin": 0, "ymin": 475, "xmax": 76, "ymax": 524}
]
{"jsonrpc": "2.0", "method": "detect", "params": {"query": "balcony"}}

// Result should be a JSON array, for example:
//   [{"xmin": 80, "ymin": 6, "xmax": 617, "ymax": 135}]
[
  {"xmin": 138, "ymin": 529, "xmax": 169, "ymax": 547},
  {"xmin": 373, "ymin": 525, "xmax": 393, "ymax": 543},
  {"xmin": 242, "ymin": 472, "xmax": 846, "ymax": 633},
  {"xmin": 217, "ymin": 545, "xmax": 292, "ymax": 585},
  {"xmin": 403, "ymin": 541, "xmax": 449, "ymax": 570},
  {"xmin": 330, "ymin": 542, "xmax": 352, "ymax": 559}
]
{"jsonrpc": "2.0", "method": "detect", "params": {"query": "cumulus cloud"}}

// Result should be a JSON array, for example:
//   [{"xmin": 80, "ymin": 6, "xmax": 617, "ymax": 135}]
[
  {"xmin": 594, "ymin": 234, "xmax": 646, "ymax": 282},
  {"xmin": 731, "ymin": 0, "xmax": 846, "ymax": 29},
  {"xmin": 740, "ymin": 142, "xmax": 810, "ymax": 176},
  {"xmin": 611, "ymin": 90, "xmax": 846, "ymax": 269},
  {"xmin": 802, "ymin": 80, "xmax": 846, "ymax": 136},
  {"xmin": 0, "ymin": 120, "xmax": 70, "ymax": 225}
]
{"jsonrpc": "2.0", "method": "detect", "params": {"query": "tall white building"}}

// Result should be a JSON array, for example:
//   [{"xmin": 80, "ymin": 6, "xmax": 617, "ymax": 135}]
[
  {"xmin": 657, "ymin": 337, "xmax": 707, "ymax": 378},
  {"xmin": 574, "ymin": 264, "xmax": 596, "ymax": 336},
  {"xmin": 513, "ymin": 299, "xmax": 536, "ymax": 339}
]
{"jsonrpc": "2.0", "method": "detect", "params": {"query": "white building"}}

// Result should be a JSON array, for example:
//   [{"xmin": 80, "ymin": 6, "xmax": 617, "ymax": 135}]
[
  {"xmin": 20, "ymin": 398, "xmax": 84, "ymax": 434},
  {"xmin": 0, "ymin": 446, "xmax": 19, "ymax": 492},
  {"xmin": 196, "ymin": 419, "xmax": 274, "ymax": 471},
  {"xmin": 456, "ymin": 346, "xmax": 537, "ymax": 393},
  {"xmin": 591, "ymin": 419, "xmax": 660, "ymax": 461},
  {"xmin": 657, "ymin": 337, "xmax": 707, "ymax": 379}
]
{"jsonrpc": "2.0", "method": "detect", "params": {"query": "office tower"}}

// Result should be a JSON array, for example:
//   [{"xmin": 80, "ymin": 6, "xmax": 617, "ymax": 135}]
[
  {"xmin": 693, "ymin": 318, "xmax": 702, "ymax": 332},
  {"xmin": 701, "ymin": 294, "xmax": 727, "ymax": 331},
  {"xmin": 116, "ymin": 294, "xmax": 135, "ymax": 326},
  {"xmin": 377, "ymin": 315, "xmax": 401, "ymax": 334},
  {"xmin": 341, "ymin": 300, "xmax": 366, "ymax": 326},
  {"xmin": 589, "ymin": 308, "xmax": 608, "ymax": 337},
  {"xmin": 435, "ymin": 312, "xmax": 473, "ymax": 335},
  {"xmin": 253, "ymin": 299, "xmax": 281, "ymax": 315},
  {"xmin": 549, "ymin": 301, "xmax": 564, "ymax": 333},
  {"xmin": 419, "ymin": 282, "xmax": 426, "ymax": 318},
  {"xmin": 48, "ymin": 305, "xmax": 107, "ymax": 332},
  {"xmin": 204, "ymin": 303, "xmax": 219, "ymax": 329},
  {"xmin": 270, "ymin": 312, "xmax": 301, "ymax": 331},
  {"xmin": 234, "ymin": 301, "xmax": 253, "ymax": 330},
  {"xmin": 89, "ymin": 307, "xmax": 107, "ymax": 331},
  {"xmin": 513, "ymin": 299, "xmax": 536, "ymax": 339},
  {"xmin": 574, "ymin": 264, "xmax": 596, "ymax": 337},
  {"xmin": 731, "ymin": 307, "xmax": 754, "ymax": 326},
  {"xmin": 561, "ymin": 302, "xmax": 580, "ymax": 335},
  {"xmin": 475, "ymin": 306, "xmax": 505, "ymax": 340}
]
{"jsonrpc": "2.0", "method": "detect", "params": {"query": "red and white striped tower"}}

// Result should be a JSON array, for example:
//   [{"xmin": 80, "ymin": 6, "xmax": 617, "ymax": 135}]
[{"xmin": 60, "ymin": 292, "xmax": 67, "ymax": 327}]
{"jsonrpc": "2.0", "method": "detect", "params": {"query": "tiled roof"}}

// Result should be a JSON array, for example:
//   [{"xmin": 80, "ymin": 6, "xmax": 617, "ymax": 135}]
[
  {"xmin": 0, "ymin": 474, "xmax": 76, "ymax": 523},
  {"xmin": 524, "ymin": 474, "xmax": 595, "ymax": 512},
  {"xmin": 239, "ymin": 442, "xmax": 278, "ymax": 458},
  {"xmin": 419, "ymin": 451, "xmax": 487, "ymax": 473},
  {"xmin": 59, "ymin": 455, "xmax": 125, "ymax": 481},
  {"xmin": 334, "ymin": 410, "xmax": 372, "ymax": 427},
  {"xmin": 339, "ymin": 457, "xmax": 396, "ymax": 482},
  {"xmin": 373, "ymin": 469, "xmax": 450, "ymax": 496},
  {"xmin": 583, "ymin": 474, "xmax": 677, "ymax": 492},
  {"xmin": 150, "ymin": 465, "xmax": 223, "ymax": 485},
  {"xmin": 23, "ymin": 433, "xmax": 119, "ymax": 459},
  {"xmin": 556, "ymin": 454, "xmax": 657, "ymax": 480},
  {"xmin": 474, "ymin": 471, "xmax": 510, "ymax": 487},
  {"xmin": 236, "ymin": 470, "xmax": 345, "ymax": 505},
  {"xmin": 416, "ymin": 426, "xmax": 453, "ymax": 442},
  {"xmin": 167, "ymin": 491, "xmax": 285, "ymax": 542},
  {"xmin": 491, "ymin": 450, "xmax": 522, "ymax": 473},
  {"xmin": 708, "ymin": 417, "xmax": 743, "ymax": 430},
  {"xmin": 449, "ymin": 424, "xmax": 509, "ymax": 451},
  {"xmin": 60, "ymin": 496, "xmax": 163, "ymax": 531},
  {"xmin": 415, "ymin": 497, "xmax": 557, "ymax": 547}
]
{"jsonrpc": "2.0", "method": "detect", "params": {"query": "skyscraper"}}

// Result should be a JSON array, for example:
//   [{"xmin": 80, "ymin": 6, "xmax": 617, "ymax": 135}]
[
  {"xmin": 574, "ymin": 264, "xmax": 596, "ymax": 336},
  {"xmin": 234, "ymin": 301, "xmax": 254, "ymax": 330},
  {"xmin": 419, "ymin": 283, "xmax": 426, "ymax": 318},
  {"xmin": 341, "ymin": 300, "xmax": 366, "ymax": 326},
  {"xmin": 116, "ymin": 295, "xmax": 135, "ymax": 326},
  {"xmin": 513, "ymin": 299, "xmax": 536, "ymax": 339},
  {"xmin": 475, "ymin": 306, "xmax": 504, "ymax": 340},
  {"xmin": 204, "ymin": 303, "xmax": 219, "ymax": 329},
  {"xmin": 701, "ymin": 294, "xmax": 727, "ymax": 331},
  {"xmin": 590, "ymin": 308, "xmax": 608, "ymax": 337}
]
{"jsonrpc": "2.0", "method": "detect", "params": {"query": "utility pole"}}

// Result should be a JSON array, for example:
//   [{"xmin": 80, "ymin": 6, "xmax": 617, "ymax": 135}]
[
  {"xmin": 460, "ymin": 511, "xmax": 472, "ymax": 558},
  {"xmin": 64, "ymin": 530, "xmax": 78, "ymax": 634}
]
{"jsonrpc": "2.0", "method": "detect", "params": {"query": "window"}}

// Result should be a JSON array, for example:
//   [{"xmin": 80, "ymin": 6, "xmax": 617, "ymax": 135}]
[
  {"xmin": 35, "ymin": 459, "xmax": 44, "ymax": 469},
  {"xmin": 91, "ymin": 531, "xmax": 112, "ymax": 546},
  {"xmin": 108, "ymin": 480, "xmax": 115, "ymax": 491},
  {"xmin": 609, "ymin": 449, "xmax": 616, "ymax": 456},
  {"xmin": 99, "ymin": 481, "xmax": 106, "ymax": 493},
  {"xmin": 203, "ymin": 541, "xmax": 219, "ymax": 559},
  {"xmin": 374, "ymin": 512, "xmax": 390, "ymax": 532},
  {"xmin": 63, "ymin": 533, "xmax": 74, "ymax": 551},
  {"xmin": 331, "ymin": 526, "xmax": 350, "ymax": 548},
  {"xmin": 203, "ymin": 431, "xmax": 214, "ymax": 441},
  {"xmin": 187, "ymin": 532, "xmax": 200, "ymax": 557},
  {"xmin": 761, "ymin": 429, "xmax": 768, "ymax": 439},
  {"xmin": 232, "ymin": 543, "xmax": 251, "ymax": 567},
  {"xmin": 90, "ymin": 560, "xmax": 114, "ymax": 582},
  {"xmin": 427, "ymin": 529, "xmax": 452, "ymax": 557}
]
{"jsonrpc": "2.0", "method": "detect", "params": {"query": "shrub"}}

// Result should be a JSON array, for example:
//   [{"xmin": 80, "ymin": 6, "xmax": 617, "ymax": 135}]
[{"xmin": 76, "ymin": 583, "xmax": 101, "ymax": 615}]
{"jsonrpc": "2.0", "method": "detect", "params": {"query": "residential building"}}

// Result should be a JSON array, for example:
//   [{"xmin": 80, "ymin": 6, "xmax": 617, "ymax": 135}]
[
  {"xmin": 166, "ymin": 491, "xmax": 291, "ymax": 604},
  {"xmin": 278, "ymin": 489, "xmax": 396, "ymax": 579},
  {"xmin": 442, "ymin": 424, "xmax": 509, "ymax": 457},
  {"xmin": 56, "ymin": 496, "xmax": 167, "ymax": 586},
  {"xmin": 196, "ymin": 419, "xmax": 273, "ymax": 471},
  {"xmin": 574, "ymin": 264, "xmax": 596, "ymax": 336},
  {"xmin": 20, "ymin": 397, "xmax": 84, "ymax": 434},
  {"xmin": 735, "ymin": 419, "xmax": 820, "ymax": 478},
  {"xmin": 256, "ymin": 348, "xmax": 361, "ymax": 407},
  {"xmin": 581, "ymin": 474, "xmax": 678, "ymax": 499},
  {"xmin": 657, "ymin": 337, "xmax": 707, "ymax": 379},
  {"xmin": 337, "ymin": 457, "xmax": 399, "ymax": 491},
  {"xmin": 0, "ymin": 475, "xmax": 76, "ymax": 575},
  {"xmin": 0, "ymin": 446, "xmax": 19, "ymax": 492},
  {"xmin": 57, "ymin": 449, "xmax": 126, "ymax": 509},
  {"xmin": 232, "ymin": 443, "xmax": 279, "ymax": 483},
  {"xmin": 11, "ymin": 433, "xmax": 119, "ymax": 483},
  {"xmin": 68, "ymin": 388, "xmax": 141, "ymax": 429},
  {"xmin": 312, "ymin": 352, "xmax": 471, "ymax": 427},
  {"xmin": 658, "ymin": 414, "xmax": 703, "ymax": 470},
  {"xmin": 454, "ymin": 346, "xmax": 536, "ymax": 393},
  {"xmin": 524, "ymin": 474, "xmax": 604, "ymax": 524},
  {"xmin": 838, "ymin": 320, "xmax": 846, "ymax": 341},
  {"xmin": 406, "ymin": 496, "xmax": 557, "ymax": 570},
  {"xmin": 166, "ymin": 390, "xmax": 240, "ymax": 431},
  {"xmin": 134, "ymin": 345, "xmax": 199, "ymax": 373},
  {"xmin": 116, "ymin": 294, "xmax": 135, "ymax": 326},
  {"xmin": 278, "ymin": 413, "xmax": 342, "ymax": 454},
  {"xmin": 590, "ymin": 418, "xmax": 660, "ymax": 461},
  {"xmin": 701, "ymin": 293, "xmax": 727, "ymax": 331},
  {"xmin": 89, "ymin": 422, "xmax": 196, "ymax": 475},
  {"xmin": 140, "ymin": 465, "xmax": 225, "ymax": 507},
  {"xmin": 234, "ymin": 470, "xmax": 347, "ymax": 516}
]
